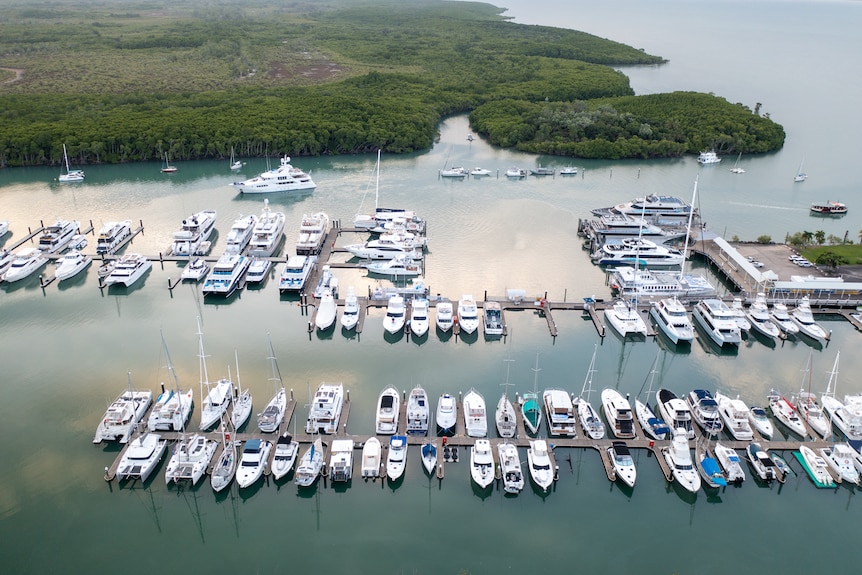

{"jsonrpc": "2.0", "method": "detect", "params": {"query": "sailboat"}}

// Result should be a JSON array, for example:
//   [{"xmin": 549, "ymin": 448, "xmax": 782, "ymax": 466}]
[
  {"xmin": 197, "ymin": 318, "xmax": 233, "ymax": 431},
  {"xmin": 229, "ymin": 146, "xmax": 243, "ymax": 170},
  {"xmin": 496, "ymin": 358, "xmax": 517, "ymax": 438},
  {"xmin": 353, "ymin": 149, "xmax": 424, "ymax": 233},
  {"xmin": 794, "ymin": 157, "xmax": 807, "ymax": 182},
  {"xmin": 257, "ymin": 334, "xmax": 287, "ymax": 433},
  {"xmin": 795, "ymin": 350, "xmax": 832, "ymax": 439},
  {"xmin": 521, "ymin": 353, "xmax": 543, "ymax": 435},
  {"xmin": 230, "ymin": 351, "xmax": 252, "ymax": 430},
  {"xmin": 574, "ymin": 345, "xmax": 605, "ymax": 440},
  {"xmin": 634, "ymin": 352, "xmax": 671, "ymax": 441},
  {"xmin": 210, "ymin": 416, "xmax": 238, "ymax": 492},
  {"xmin": 729, "ymin": 152, "xmax": 745, "ymax": 174},
  {"xmin": 58, "ymin": 144, "xmax": 85, "ymax": 182},
  {"xmin": 161, "ymin": 152, "xmax": 177, "ymax": 173}
]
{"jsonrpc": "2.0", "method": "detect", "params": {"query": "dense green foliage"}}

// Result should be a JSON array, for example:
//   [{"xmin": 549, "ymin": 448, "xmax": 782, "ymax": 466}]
[
  {"xmin": 0, "ymin": 0, "xmax": 783, "ymax": 167},
  {"xmin": 470, "ymin": 92, "xmax": 786, "ymax": 159}
]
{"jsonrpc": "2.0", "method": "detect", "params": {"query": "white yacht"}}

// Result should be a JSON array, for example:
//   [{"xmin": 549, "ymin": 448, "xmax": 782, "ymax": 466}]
[
  {"xmin": 295, "ymin": 437, "xmax": 324, "ymax": 487},
  {"xmin": 224, "ymin": 214, "xmax": 257, "ymax": 255},
  {"xmin": 93, "ymin": 383, "xmax": 153, "ymax": 444},
  {"xmin": 820, "ymin": 443, "xmax": 860, "ymax": 485},
  {"xmin": 796, "ymin": 390, "xmax": 831, "ymax": 440},
  {"xmin": 236, "ymin": 439, "xmax": 272, "ymax": 488},
  {"xmin": 746, "ymin": 293, "xmax": 780, "ymax": 340},
  {"xmin": 306, "ymin": 382, "xmax": 344, "ymax": 435},
  {"xmin": 245, "ymin": 258, "xmax": 271, "ymax": 284},
  {"xmin": 463, "ymin": 388, "xmax": 487, "ymax": 437},
  {"xmin": 295, "ymin": 212, "xmax": 329, "ymax": 255},
  {"xmin": 202, "ymin": 253, "xmax": 251, "ymax": 297},
  {"xmin": 231, "ymin": 373, "xmax": 253, "ymax": 431},
  {"xmin": 180, "ymin": 258, "xmax": 209, "ymax": 282},
  {"xmin": 278, "ymin": 255, "xmax": 317, "ymax": 292},
  {"xmin": 364, "ymin": 254, "xmax": 421, "ymax": 278},
  {"xmin": 747, "ymin": 405, "xmax": 774, "ymax": 439},
  {"xmin": 771, "ymin": 301, "xmax": 800, "ymax": 335},
  {"xmin": 543, "ymin": 389, "xmax": 576, "ymax": 437},
  {"xmin": 170, "ymin": 211, "xmax": 216, "ymax": 257},
  {"xmin": 58, "ymin": 144, "xmax": 85, "ymax": 182},
  {"xmin": 593, "ymin": 237, "xmax": 684, "ymax": 267},
  {"xmin": 790, "ymin": 296, "xmax": 829, "ymax": 344},
  {"xmin": 435, "ymin": 300, "xmax": 454, "ymax": 332},
  {"xmin": 103, "ymin": 254, "xmax": 152, "ymax": 287},
  {"xmin": 662, "ymin": 428, "xmax": 701, "ymax": 493},
  {"xmin": 636, "ymin": 398, "xmax": 670, "ymax": 441},
  {"xmin": 200, "ymin": 378, "xmax": 233, "ymax": 431},
  {"xmin": 329, "ymin": 439, "xmax": 355, "ymax": 482},
  {"xmin": 594, "ymin": 194, "xmax": 695, "ymax": 221},
  {"xmin": 470, "ymin": 167, "xmax": 492, "ymax": 177},
  {"xmin": 421, "ymin": 441, "xmax": 437, "ymax": 475},
  {"xmin": 767, "ymin": 390, "xmax": 807, "ymax": 438},
  {"xmin": 604, "ymin": 300, "xmax": 648, "ymax": 337},
  {"xmin": 505, "ymin": 167, "xmax": 527, "ymax": 178},
  {"xmin": 713, "ymin": 442, "xmax": 746, "ymax": 484},
  {"xmin": 0, "ymin": 249, "xmax": 14, "ymax": 277},
  {"xmin": 601, "ymin": 389, "xmax": 637, "ymax": 439},
  {"xmin": 147, "ymin": 386, "xmax": 194, "ymax": 432},
  {"xmin": 382, "ymin": 295, "xmax": 406, "ymax": 334},
  {"xmin": 54, "ymin": 249, "xmax": 91, "ymax": 281},
  {"xmin": 361, "ymin": 437, "xmax": 382, "ymax": 479},
  {"xmin": 38, "ymin": 219, "xmax": 80, "ymax": 253},
  {"xmin": 527, "ymin": 439, "xmax": 554, "ymax": 492},
  {"xmin": 697, "ymin": 150, "xmax": 721, "ymax": 164},
  {"xmin": 686, "ymin": 389, "xmax": 724, "ymax": 435},
  {"xmin": 714, "ymin": 392, "xmax": 754, "ymax": 441},
  {"xmin": 692, "ymin": 298, "xmax": 741, "ymax": 347},
  {"xmin": 657, "ymin": 389, "xmax": 694, "ymax": 439},
  {"xmin": 410, "ymin": 298, "xmax": 430, "ymax": 337},
  {"xmin": 483, "ymin": 301, "xmax": 504, "ymax": 336},
  {"xmin": 231, "ymin": 155, "xmax": 316, "ymax": 194},
  {"xmin": 314, "ymin": 288, "xmax": 337, "ymax": 330},
  {"xmin": 406, "ymin": 385, "xmax": 430, "ymax": 435},
  {"xmin": 116, "ymin": 433, "xmax": 168, "ymax": 483},
  {"xmin": 612, "ymin": 266, "xmax": 715, "ymax": 300},
  {"xmin": 574, "ymin": 347, "xmax": 605, "ymax": 440},
  {"xmin": 2, "ymin": 248, "xmax": 48, "ymax": 283},
  {"xmin": 386, "ymin": 435, "xmax": 407, "ymax": 481},
  {"xmin": 436, "ymin": 393, "xmax": 457, "ymax": 435},
  {"xmin": 247, "ymin": 200, "xmax": 285, "ymax": 257},
  {"xmin": 0, "ymin": 220, "xmax": 8, "ymax": 237},
  {"xmin": 340, "ymin": 286, "xmax": 360, "ymax": 330},
  {"xmin": 164, "ymin": 433, "xmax": 218, "ymax": 485},
  {"xmin": 210, "ymin": 430, "xmax": 238, "ymax": 493},
  {"xmin": 96, "ymin": 220, "xmax": 133, "ymax": 255},
  {"xmin": 821, "ymin": 394, "xmax": 862, "ymax": 442},
  {"xmin": 496, "ymin": 393, "xmax": 517, "ymax": 439},
  {"xmin": 470, "ymin": 439, "xmax": 495, "ymax": 489},
  {"xmin": 797, "ymin": 445, "xmax": 835, "ymax": 487},
  {"xmin": 745, "ymin": 442, "xmax": 778, "ymax": 482},
  {"xmin": 498, "ymin": 442, "xmax": 524, "ymax": 494},
  {"xmin": 608, "ymin": 441, "xmax": 637, "ymax": 488},
  {"xmin": 271, "ymin": 432, "xmax": 299, "ymax": 480},
  {"xmin": 441, "ymin": 166, "xmax": 468, "ymax": 178},
  {"xmin": 728, "ymin": 297, "xmax": 751, "ymax": 332},
  {"xmin": 457, "ymin": 294, "xmax": 480, "ymax": 334},
  {"xmin": 345, "ymin": 236, "xmax": 423, "ymax": 261},
  {"xmin": 649, "ymin": 296, "xmax": 694, "ymax": 344},
  {"xmin": 258, "ymin": 343, "xmax": 287, "ymax": 433},
  {"xmin": 375, "ymin": 385, "xmax": 401, "ymax": 435}
]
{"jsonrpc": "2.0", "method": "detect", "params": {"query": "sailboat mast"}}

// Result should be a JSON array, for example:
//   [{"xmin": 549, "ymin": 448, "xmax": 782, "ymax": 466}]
[
  {"xmin": 679, "ymin": 178, "xmax": 699, "ymax": 280},
  {"xmin": 375, "ymin": 149, "xmax": 381, "ymax": 210}
]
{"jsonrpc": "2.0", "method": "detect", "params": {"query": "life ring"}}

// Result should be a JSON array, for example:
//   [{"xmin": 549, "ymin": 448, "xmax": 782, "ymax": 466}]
[{"xmin": 844, "ymin": 459, "xmax": 850, "ymax": 466}]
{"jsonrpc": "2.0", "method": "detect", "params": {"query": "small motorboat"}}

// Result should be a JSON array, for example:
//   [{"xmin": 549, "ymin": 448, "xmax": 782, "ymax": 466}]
[
  {"xmin": 340, "ymin": 286, "xmax": 360, "ymax": 330},
  {"xmin": 435, "ymin": 300, "xmax": 454, "ymax": 332},
  {"xmin": 361, "ymin": 437, "xmax": 382, "ymax": 479},
  {"xmin": 271, "ymin": 432, "xmax": 299, "ymax": 480},
  {"xmin": 421, "ymin": 441, "xmax": 437, "ymax": 475},
  {"xmin": 470, "ymin": 439, "xmax": 495, "ymax": 489},
  {"xmin": 314, "ymin": 288, "xmax": 338, "ymax": 331},
  {"xmin": 181, "ymin": 258, "xmax": 209, "ymax": 282},
  {"xmin": 607, "ymin": 441, "xmax": 637, "ymax": 488},
  {"xmin": 236, "ymin": 439, "xmax": 271, "ymax": 489},
  {"xmin": 498, "ymin": 442, "xmax": 524, "ymax": 494},
  {"xmin": 386, "ymin": 435, "xmax": 407, "ymax": 481},
  {"xmin": 746, "ymin": 442, "xmax": 778, "ymax": 482},
  {"xmin": 54, "ymin": 249, "xmax": 92, "ymax": 281}
]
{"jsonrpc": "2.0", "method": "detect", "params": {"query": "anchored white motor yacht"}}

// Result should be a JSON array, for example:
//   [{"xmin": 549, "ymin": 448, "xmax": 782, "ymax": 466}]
[{"xmin": 231, "ymin": 155, "xmax": 316, "ymax": 194}]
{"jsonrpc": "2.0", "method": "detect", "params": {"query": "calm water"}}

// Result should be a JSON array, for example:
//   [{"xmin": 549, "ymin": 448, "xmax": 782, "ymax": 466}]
[{"xmin": 2, "ymin": 1, "xmax": 862, "ymax": 573}]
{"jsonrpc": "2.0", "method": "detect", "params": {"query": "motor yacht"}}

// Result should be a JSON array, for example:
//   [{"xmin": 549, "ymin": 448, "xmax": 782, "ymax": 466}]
[
  {"xmin": 505, "ymin": 167, "xmax": 527, "ymax": 178},
  {"xmin": 201, "ymin": 253, "xmax": 251, "ymax": 297},
  {"xmin": 103, "ymin": 254, "xmax": 152, "ymax": 288},
  {"xmin": 406, "ymin": 385, "xmax": 429, "ymax": 435},
  {"xmin": 790, "ymin": 296, "xmax": 829, "ymax": 344},
  {"xmin": 440, "ymin": 166, "xmax": 468, "ymax": 178},
  {"xmin": 470, "ymin": 439, "xmax": 495, "ymax": 488},
  {"xmin": 728, "ymin": 297, "xmax": 751, "ymax": 332},
  {"xmin": 329, "ymin": 439, "xmax": 354, "ymax": 482},
  {"xmin": 180, "ymin": 258, "xmax": 209, "ymax": 282},
  {"xmin": 386, "ymin": 435, "xmax": 408, "ymax": 481},
  {"xmin": 686, "ymin": 389, "xmax": 724, "ymax": 435},
  {"xmin": 601, "ymin": 389, "xmax": 637, "ymax": 439},
  {"xmin": 170, "ymin": 211, "xmax": 216, "ymax": 257},
  {"xmin": 38, "ymin": 219, "xmax": 79, "ymax": 253},
  {"xmin": 96, "ymin": 220, "xmax": 133, "ymax": 255},
  {"xmin": 436, "ymin": 393, "xmax": 457, "ymax": 435},
  {"xmin": 340, "ymin": 286, "xmax": 360, "ymax": 330},
  {"xmin": 661, "ymin": 428, "xmax": 701, "ymax": 493},
  {"xmin": 746, "ymin": 293, "xmax": 780, "ymax": 339},
  {"xmin": 116, "ymin": 433, "xmax": 168, "ymax": 483},
  {"xmin": 279, "ymin": 255, "xmax": 317, "ymax": 292},
  {"xmin": 375, "ymin": 386, "xmax": 400, "ymax": 435},
  {"xmin": 649, "ymin": 297, "xmax": 694, "ymax": 343},
  {"xmin": 498, "ymin": 442, "xmax": 525, "ymax": 494},
  {"xmin": 821, "ymin": 394, "xmax": 862, "ymax": 442},
  {"xmin": 657, "ymin": 389, "xmax": 694, "ymax": 439},
  {"xmin": 314, "ymin": 288, "xmax": 338, "ymax": 331},
  {"xmin": 747, "ymin": 405, "xmax": 774, "ymax": 439},
  {"xmin": 770, "ymin": 301, "xmax": 800, "ymax": 335},
  {"xmin": 410, "ymin": 298, "xmax": 430, "ymax": 337},
  {"xmin": 697, "ymin": 444, "xmax": 728, "ymax": 488},
  {"xmin": 231, "ymin": 155, "xmax": 316, "ymax": 194},
  {"xmin": 820, "ymin": 443, "xmax": 860, "ymax": 485},
  {"xmin": 592, "ymin": 237, "xmax": 684, "ymax": 268},
  {"xmin": 224, "ymin": 214, "xmax": 257, "ymax": 255},
  {"xmin": 54, "ymin": 249, "xmax": 91, "ymax": 281},
  {"xmin": 604, "ymin": 300, "xmax": 648, "ymax": 338},
  {"xmin": 247, "ymin": 199, "xmax": 285, "ymax": 257},
  {"xmin": 435, "ymin": 300, "xmax": 454, "ymax": 332},
  {"xmin": 527, "ymin": 440, "xmax": 554, "ymax": 492},
  {"xmin": 796, "ymin": 390, "xmax": 831, "ymax": 439},
  {"xmin": 713, "ymin": 442, "xmax": 746, "ymax": 484},
  {"xmin": 236, "ymin": 439, "xmax": 272, "ymax": 488},
  {"xmin": 382, "ymin": 295, "xmax": 406, "ymax": 334},
  {"xmin": 697, "ymin": 150, "xmax": 721, "ymax": 164},
  {"xmin": 2, "ymin": 248, "xmax": 48, "ymax": 283},
  {"xmin": 245, "ymin": 257, "xmax": 271, "ymax": 284},
  {"xmin": 593, "ymin": 194, "xmax": 696, "ymax": 220},
  {"xmin": 463, "ymin": 388, "xmax": 487, "ymax": 437},
  {"xmin": 483, "ymin": 301, "xmax": 504, "ymax": 336},
  {"xmin": 795, "ymin": 445, "xmax": 835, "ymax": 488},
  {"xmin": 346, "ymin": 235, "xmax": 423, "ymax": 261},
  {"xmin": 692, "ymin": 299, "xmax": 741, "ymax": 347},
  {"xmin": 714, "ymin": 392, "xmax": 754, "ymax": 441},
  {"xmin": 361, "ymin": 437, "xmax": 382, "ymax": 479},
  {"xmin": 295, "ymin": 212, "xmax": 329, "ymax": 255},
  {"xmin": 457, "ymin": 294, "xmax": 480, "ymax": 334},
  {"xmin": 313, "ymin": 266, "xmax": 339, "ymax": 299},
  {"xmin": 612, "ymin": 266, "xmax": 715, "ymax": 300},
  {"xmin": 306, "ymin": 382, "xmax": 344, "ymax": 435},
  {"xmin": 543, "ymin": 389, "xmax": 576, "ymax": 437},
  {"xmin": 608, "ymin": 441, "xmax": 637, "ymax": 488},
  {"xmin": 470, "ymin": 167, "xmax": 492, "ymax": 177}
]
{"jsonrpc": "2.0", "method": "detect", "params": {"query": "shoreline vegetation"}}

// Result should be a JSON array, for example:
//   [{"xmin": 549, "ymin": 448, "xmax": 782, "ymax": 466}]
[{"xmin": 0, "ymin": 0, "xmax": 784, "ymax": 168}]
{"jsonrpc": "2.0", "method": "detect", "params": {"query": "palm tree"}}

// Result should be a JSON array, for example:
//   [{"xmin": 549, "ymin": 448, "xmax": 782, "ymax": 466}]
[{"xmin": 814, "ymin": 230, "xmax": 826, "ymax": 245}]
